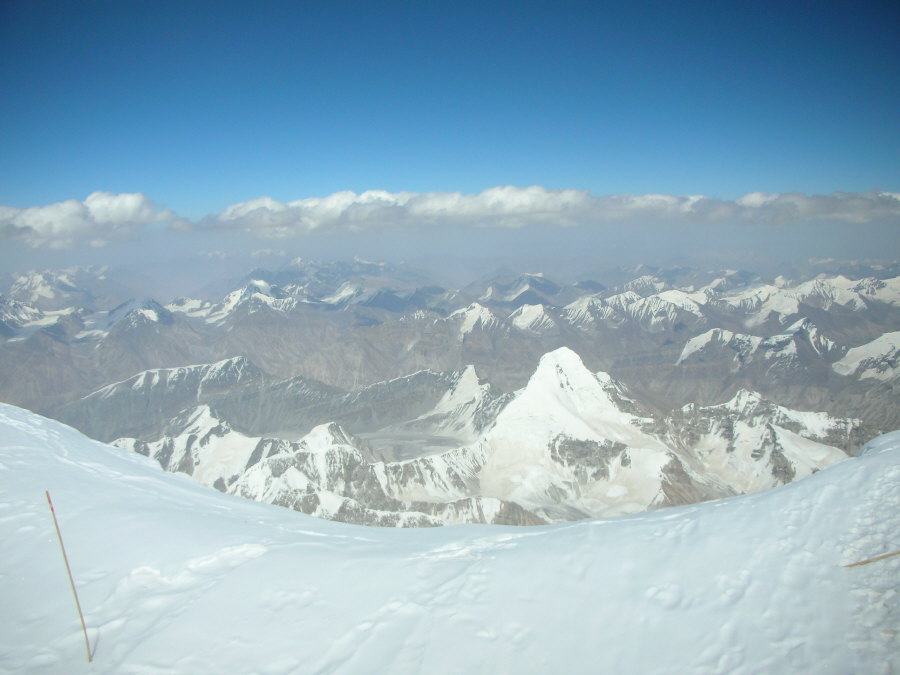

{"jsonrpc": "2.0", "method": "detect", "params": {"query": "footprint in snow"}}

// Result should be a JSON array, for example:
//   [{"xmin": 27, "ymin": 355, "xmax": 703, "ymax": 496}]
[
  {"xmin": 86, "ymin": 543, "xmax": 268, "ymax": 658},
  {"xmin": 645, "ymin": 583, "xmax": 684, "ymax": 610}
]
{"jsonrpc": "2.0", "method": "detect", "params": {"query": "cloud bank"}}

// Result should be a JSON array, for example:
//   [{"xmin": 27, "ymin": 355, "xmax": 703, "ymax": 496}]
[
  {"xmin": 208, "ymin": 187, "xmax": 900, "ymax": 238},
  {"xmin": 2, "ymin": 187, "xmax": 898, "ymax": 248},
  {"xmin": 0, "ymin": 192, "xmax": 183, "ymax": 248}
]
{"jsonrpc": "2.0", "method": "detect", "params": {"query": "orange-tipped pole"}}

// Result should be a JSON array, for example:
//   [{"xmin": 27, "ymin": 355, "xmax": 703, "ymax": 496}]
[{"xmin": 46, "ymin": 491, "xmax": 92, "ymax": 663}]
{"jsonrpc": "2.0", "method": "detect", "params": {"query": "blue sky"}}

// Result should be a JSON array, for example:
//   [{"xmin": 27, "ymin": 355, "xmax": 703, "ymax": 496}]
[{"xmin": 0, "ymin": 1, "xmax": 898, "ymax": 282}]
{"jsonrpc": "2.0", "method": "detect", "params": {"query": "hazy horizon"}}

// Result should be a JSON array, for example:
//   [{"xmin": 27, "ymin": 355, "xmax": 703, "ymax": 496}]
[{"xmin": 1, "ymin": 2, "xmax": 898, "ymax": 293}]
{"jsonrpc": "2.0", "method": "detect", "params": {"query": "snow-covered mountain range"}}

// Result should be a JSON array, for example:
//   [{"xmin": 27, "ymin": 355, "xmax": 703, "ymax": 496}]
[
  {"xmin": 83, "ymin": 347, "xmax": 860, "ymax": 526},
  {"xmin": 1, "ymin": 403, "xmax": 897, "ymax": 672},
  {"xmin": 1, "ymin": 259, "xmax": 897, "ymax": 525}
]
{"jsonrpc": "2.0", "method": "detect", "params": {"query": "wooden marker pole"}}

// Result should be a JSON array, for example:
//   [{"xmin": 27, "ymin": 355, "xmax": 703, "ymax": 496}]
[
  {"xmin": 46, "ymin": 491, "xmax": 92, "ymax": 663},
  {"xmin": 844, "ymin": 550, "xmax": 900, "ymax": 568}
]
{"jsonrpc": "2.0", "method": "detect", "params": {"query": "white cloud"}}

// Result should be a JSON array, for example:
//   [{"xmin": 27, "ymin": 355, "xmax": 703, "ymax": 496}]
[
  {"xmin": 210, "ymin": 186, "xmax": 594, "ymax": 235},
  {"xmin": 4, "ymin": 188, "xmax": 898, "ymax": 249},
  {"xmin": 206, "ymin": 187, "xmax": 900, "ymax": 237},
  {"xmin": 0, "ymin": 191, "xmax": 182, "ymax": 248},
  {"xmin": 740, "ymin": 191, "xmax": 900, "ymax": 224}
]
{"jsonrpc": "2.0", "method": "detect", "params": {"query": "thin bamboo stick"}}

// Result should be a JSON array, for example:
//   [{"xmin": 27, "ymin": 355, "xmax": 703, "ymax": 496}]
[
  {"xmin": 46, "ymin": 491, "xmax": 92, "ymax": 663},
  {"xmin": 844, "ymin": 550, "xmax": 900, "ymax": 568}
]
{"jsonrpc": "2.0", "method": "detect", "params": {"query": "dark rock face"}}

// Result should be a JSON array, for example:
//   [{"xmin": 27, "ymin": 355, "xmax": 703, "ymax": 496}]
[{"xmin": 550, "ymin": 436, "xmax": 628, "ymax": 482}]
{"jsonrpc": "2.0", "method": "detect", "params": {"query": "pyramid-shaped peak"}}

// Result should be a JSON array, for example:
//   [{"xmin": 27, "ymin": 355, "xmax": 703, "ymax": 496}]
[
  {"xmin": 171, "ymin": 404, "xmax": 232, "ymax": 434},
  {"xmin": 429, "ymin": 364, "xmax": 491, "ymax": 421},
  {"xmin": 529, "ymin": 348, "xmax": 600, "ymax": 391},
  {"xmin": 483, "ymin": 347, "xmax": 659, "ymax": 477},
  {"xmin": 449, "ymin": 303, "xmax": 498, "ymax": 335},
  {"xmin": 721, "ymin": 389, "xmax": 769, "ymax": 414},
  {"xmin": 304, "ymin": 421, "xmax": 358, "ymax": 450},
  {"xmin": 537, "ymin": 346, "xmax": 584, "ymax": 369}
]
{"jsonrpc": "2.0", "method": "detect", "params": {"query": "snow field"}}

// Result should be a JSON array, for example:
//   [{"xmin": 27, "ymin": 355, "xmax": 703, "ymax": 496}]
[{"xmin": 1, "ymin": 404, "xmax": 897, "ymax": 674}]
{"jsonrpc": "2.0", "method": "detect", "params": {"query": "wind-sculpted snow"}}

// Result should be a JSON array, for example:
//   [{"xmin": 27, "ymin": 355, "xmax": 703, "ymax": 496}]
[{"xmin": 1, "ymin": 403, "xmax": 898, "ymax": 673}]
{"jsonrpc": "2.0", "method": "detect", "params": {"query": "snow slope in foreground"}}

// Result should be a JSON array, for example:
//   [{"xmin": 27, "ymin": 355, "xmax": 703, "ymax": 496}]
[{"xmin": 0, "ymin": 402, "xmax": 897, "ymax": 674}]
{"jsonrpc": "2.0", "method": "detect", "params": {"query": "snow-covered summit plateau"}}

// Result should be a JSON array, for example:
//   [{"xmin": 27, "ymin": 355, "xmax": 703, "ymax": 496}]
[{"xmin": 1, "ymin": 403, "xmax": 897, "ymax": 673}]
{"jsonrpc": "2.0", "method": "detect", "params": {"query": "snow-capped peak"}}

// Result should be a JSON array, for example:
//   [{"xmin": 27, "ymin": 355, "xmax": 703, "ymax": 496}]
[
  {"xmin": 490, "ymin": 347, "xmax": 654, "ymax": 449},
  {"xmin": 299, "ymin": 422, "xmax": 360, "ymax": 453},
  {"xmin": 247, "ymin": 278, "xmax": 273, "ymax": 295},
  {"xmin": 88, "ymin": 356, "xmax": 259, "ymax": 401},
  {"xmin": 677, "ymin": 328, "xmax": 763, "ymax": 365},
  {"xmin": 793, "ymin": 277, "xmax": 868, "ymax": 311},
  {"xmin": 622, "ymin": 274, "xmax": 667, "ymax": 296},
  {"xmin": 321, "ymin": 281, "xmax": 362, "ymax": 305},
  {"xmin": 202, "ymin": 281, "xmax": 297, "ymax": 324},
  {"xmin": 10, "ymin": 271, "xmax": 63, "ymax": 302},
  {"xmin": 0, "ymin": 295, "xmax": 43, "ymax": 331},
  {"xmin": 720, "ymin": 389, "xmax": 766, "ymax": 415},
  {"xmin": 654, "ymin": 288, "xmax": 707, "ymax": 313},
  {"xmin": 449, "ymin": 303, "xmax": 498, "ymax": 335},
  {"xmin": 833, "ymin": 331, "xmax": 900, "ymax": 381},
  {"xmin": 434, "ymin": 365, "xmax": 483, "ymax": 412},
  {"xmin": 477, "ymin": 348, "xmax": 671, "ymax": 515},
  {"xmin": 101, "ymin": 298, "xmax": 169, "ymax": 331},
  {"xmin": 509, "ymin": 303, "xmax": 556, "ymax": 332}
]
